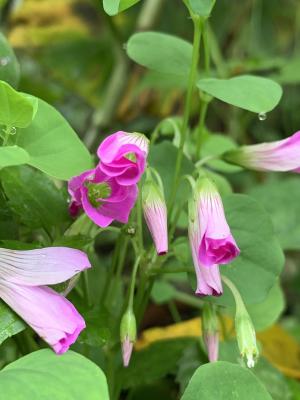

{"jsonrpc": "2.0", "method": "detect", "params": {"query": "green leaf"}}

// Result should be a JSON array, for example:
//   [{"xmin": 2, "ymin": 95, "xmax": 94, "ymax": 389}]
[
  {"xmin": 127, "ymin": 32, "xmax": 193, "ymax": 77},
  {"xmin": 214, "ymin": 194, "xmax": 284, "ymax": 307},
  {"xmin": 219, "ymin": 341, "xmax": 292, "ymax": 400},
  {"xmin": 0, "ymin": 166, "xmax": 70, "ymax": 233},
  {"xmin": 181, "ymin": 361, "xmax": 272, "ymax": 400},
  {"xmin": 0, "ymin": 349, "xmax": 109, "ymax": 399},
  {"xmin": 148, "ymin": 141, "xmax": 194, "ymax": 204},
  {"xmin": 0, "ymin": 146, "xmax": 29, "ymax": 168},
  {"xmin": 121, "ymin": 338, "xmax": 196, "ymax": 389},
  {"xmin": 78, "ymin": 308, "xmax": 111, "ymax": 347},
  {"xmin": 0, "ymin": 300, "xmax": 25, "ymax": 345},
  {"xmin": 200, "ymin": 134, "xmax": 242, "ymax": 173},
  {"xmin": 151, "ymin": 280, "xmax": 177, "ymax": 304},
  {"xmin": 103, "ymin": 0, "xmax": 140, "ymax": 15},
  {"xmin": 247, "ymin": 282, "xmax": 285, "ymax": 332},
  {"xmin": 249, "ymin": 177, "xmax": 300, "ymax": 250},
  {"xmin": 253, "ymin": 358, "xmax": 292, "ymax": 400},
  {"xmin": 0, "ymin": 33, "xmax": 20, "ymax": 87},
  {"xmin": 0, "ymin": 81, "xmax": 37, "ymax": 128},
  {"xmin": 197, "ymin": 75, "xmax": 282, "ymax": 113},
  {"xmin": 17, "ymin": 98, "xmax": 93, "ymax": 180},
  {"xmin": 272, "ymin": 58, "xmax": 300, "ymax": 84},
  {"xmin": 188, "ymin": 0, "xmax": 216, "ymax": 17}
]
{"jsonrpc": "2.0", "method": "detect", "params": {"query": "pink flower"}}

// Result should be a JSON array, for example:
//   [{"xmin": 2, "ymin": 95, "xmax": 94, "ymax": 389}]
[
  {"xmin": 97, "ymin": 131, "xmax": 149, "ymax": 185},
  {"xmin": 68, "ymin": 167, "xmax": 138, "ymax": 228},
  {"xmin": 188, "ymin": 198, "xmax": 223, "ymax": 296},
  {"xmin": 142, "ymin": 177, "xmax": 168, "ymax": 255},
  {"xmin": 0, "ymin": 247, "xmax": 90, "ymax": 354},
  {"xmin": 196, "ymin": 177, "xmax": 240, "ymax": 267},
  {"xmin": 224, "ymin": 131, "xmax": 300, "ymax": 172}
]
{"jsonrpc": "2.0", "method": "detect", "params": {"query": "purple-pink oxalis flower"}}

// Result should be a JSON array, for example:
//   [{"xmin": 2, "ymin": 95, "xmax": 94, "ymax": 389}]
[
  {"xmin": 0, "ymin": 247, "xmax": 90, "ymax": 354},
  {"xmin": 69, "ymin": 131, "xmax": 149, "ymax": 228},
  {"xmin": 224, "ymin": 130, "xmax": 300, "ymax": 172},
  {"xmin": 188, "ymin": 197, "xmax": 223, "ymax": 296},
  {"xmin": 97, "ymin": 131, "xmax": 149, "ymax": 185},
  {"xmin": 69, "ymin": 168, "xmax": 138, "ymax": 228},
  {"xmin": 196, "ymin": 177, "xmax": 240, "ymax": 268}
]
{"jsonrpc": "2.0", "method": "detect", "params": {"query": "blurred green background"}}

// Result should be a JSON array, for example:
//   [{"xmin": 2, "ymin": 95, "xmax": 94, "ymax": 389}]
[{"xmin": 1, "ymin": 1, "xmax": 300, "ymax": 398}]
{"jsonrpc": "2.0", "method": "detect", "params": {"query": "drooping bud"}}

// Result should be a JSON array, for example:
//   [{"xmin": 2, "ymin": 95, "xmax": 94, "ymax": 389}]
[
  {"xmin": 195, "ymin": 176, "xmax": 240, "ymax": 267},
  {"xmin": 142, "ymin": 170, "xmax": 168, "ymax": 255},
  {"xmin": 120, "ymin": 308, "xmax": 137, "ymax": 367},
  {"xmin": 202, "ymin": 303, "xmax": 219, "ymax": 362},
  {"xmin": 222, "ymin": 275, "xmax": 259, "ymax": 368},
  {"xmin": 223, "ymin": 131, "xmax": 300, "ymax": 173},
  {"xmin": 235, "ymin": 308, "xmax": 258, "ymax": 368},
  {"xmin": 188, "ymin": 196, "xmax": 223, "ymax": 296}
]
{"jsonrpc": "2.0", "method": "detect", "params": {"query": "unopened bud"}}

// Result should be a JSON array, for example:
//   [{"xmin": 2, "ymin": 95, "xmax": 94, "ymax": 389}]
[
  {"xmin": 235, "ymin": 310, "xmax": 258, "ymax": 368},
  {"xmin": 120, "ymin": 308, "xmax": 136, "ymax": 367},
  {"xmin": 142, "ymin": 172, "xmax": 168, "ymax": 255},
  {"xmin": 202, "ymin": 303, "xmax": 219, "ymax": 362}
]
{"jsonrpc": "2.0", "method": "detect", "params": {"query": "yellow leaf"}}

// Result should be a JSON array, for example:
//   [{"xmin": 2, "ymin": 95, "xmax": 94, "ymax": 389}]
[{"xmin": 136, "ymin": 318, "xmax": 300, "ymax": 378}]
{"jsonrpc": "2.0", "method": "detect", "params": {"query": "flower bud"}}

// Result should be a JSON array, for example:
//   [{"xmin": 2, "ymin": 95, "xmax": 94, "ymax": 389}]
[
  {"xmin": 235, "ymin": 309, "xmax": 258, "ymax": 368},
  {"xmin": 120, "ymin": 308, "xmax": 136, "ymax": 367},
  {"xmin": 195, "ymin": 176, "xmax": 240, "ymax": 267},
  {"xmin": 142, "ymin": 173, "xmax": 168, "ymax": 255},
  {"xmin": 223, "ymin": 131, "xmax": 300, "ymax": 173},
  {"xmin": 202, "ymin": 303, "xmax": 219, "ymax": 362}
]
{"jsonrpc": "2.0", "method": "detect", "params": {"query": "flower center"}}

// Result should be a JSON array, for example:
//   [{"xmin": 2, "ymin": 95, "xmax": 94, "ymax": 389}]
[
  {"xmin": 86, "ymin": 182, "xmax": 112, "ymax": 208},
  {"xmin": 125, "ymin": 152, "xmax": 137, "ymax": 162}
]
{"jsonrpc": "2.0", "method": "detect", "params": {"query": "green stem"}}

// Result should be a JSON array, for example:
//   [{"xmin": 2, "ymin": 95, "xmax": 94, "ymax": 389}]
[
  {"xmin": 2, "ymin": 125, "xmax": 11, "ymax": 146},
  {"xmin": 202, "ymin": 21, "xmax": 210, "ymax": 73},
  {"xmin": 221, "ymin": 275, "xmax": 243, "ymax": 305},
  {"xmin": 128, "ymin": 256, "xmax": 141, "ymax": 309},
  {"xmin": 174, "ymin": 291, "xmax": 203, "ymax": 309},
  {"xmin": 82, "ymin": 269, "xmax": 92, "ymax": 307},
  {"xmin": 195, "ymin": 100, "xmax": 208, "ymax": 158},
  {"xmin": 168, "ymin": 16, "xmax": 202, "ymax": 217},
  {"xmin": 168, "ymin": 300, "xmax": 181, "ymax": 322},
  {"xmin": 115, "ymin": 236, "xmax": 129, "ymax": 279}
]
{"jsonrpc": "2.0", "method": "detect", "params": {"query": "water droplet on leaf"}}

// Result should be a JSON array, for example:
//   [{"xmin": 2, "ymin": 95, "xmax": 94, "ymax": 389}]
[
  {"xmin": 258, "ymin": 112, "xmax": 267, "ymax": 121},
  {"xmin": 10, "ymin": 127, "xmax": 16, "ymax": 135},
  {"xmin": 0, "ymin": 56, "xmax": 10, "ymax": 66}
]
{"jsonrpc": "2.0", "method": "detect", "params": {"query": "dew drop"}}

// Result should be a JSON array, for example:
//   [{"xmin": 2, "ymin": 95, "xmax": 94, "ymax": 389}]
[
  {"xmin": 10, "ymin": 126, "xmax": 16, "ymax": 135},
  {"xmin": 258, "ymin": 112, "xmax": 267, "ymax": 121},
  {"xmin": 0, "ymin": 56, "xmax": 10, "ymax": 66}
]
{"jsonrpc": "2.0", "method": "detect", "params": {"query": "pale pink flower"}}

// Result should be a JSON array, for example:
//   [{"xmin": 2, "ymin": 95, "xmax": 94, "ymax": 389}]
[
  {"xmin": 0, "ymin": 247, "xmax": 90, "ymax": 354},
  {"xmin": 224, "ymin": 131, "xmax": 300, "ymax": 172},
  {"xmin": 188, "ymin": 198, "xmax": 223, "ymax": 296},
  {"xmin": 196, "ymin": 177, "xmax": 240, "ymax": 268}
]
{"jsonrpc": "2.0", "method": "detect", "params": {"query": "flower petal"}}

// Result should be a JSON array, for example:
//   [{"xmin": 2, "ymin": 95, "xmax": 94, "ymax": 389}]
[
  {"xmin": 0, "ymin": 247, "xmax": 90, "ymax": 286},
  {"xmin": 0, "ymin": 281, "xmax": 85, "ymax": 354}
]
